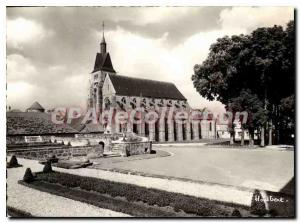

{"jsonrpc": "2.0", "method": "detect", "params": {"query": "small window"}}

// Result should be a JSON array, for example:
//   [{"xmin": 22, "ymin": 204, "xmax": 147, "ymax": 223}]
[
  {"xmin": 209, "ymin": 122, "xmax": 212, "ymax": 131},
  {"xmin": 130, "ymin": 102, "xmax": 136, "ymax": 109},
  {"xmin": 141, "ymin": 98, "xmax": 146, "ymax": 108}
]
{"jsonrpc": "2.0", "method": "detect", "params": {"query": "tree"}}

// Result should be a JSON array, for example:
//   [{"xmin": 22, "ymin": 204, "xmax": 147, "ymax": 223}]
[
  {"xmin": 192, "ymin": 34, "xmax": 252, "ymax": 144},
  {"xmin": 226, "ymin": 90, "xmax": 267, "ymax": 146},
  {"xmin": 249, "ymin": 24, "xmax": 292, "ymax": 146},
  {"xmin": 278, "ymin": 95, "xmax": 295, "ymax": 144},
  {"xmin": 192, "ymin": 20, "xmax": 295, "ymax": 146}
]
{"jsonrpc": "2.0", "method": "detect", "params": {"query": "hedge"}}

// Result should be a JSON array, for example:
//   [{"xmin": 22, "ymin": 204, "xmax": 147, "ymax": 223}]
[{"xmin": 35, "ymin": 171, "xmax": 246, "ymax": 216}]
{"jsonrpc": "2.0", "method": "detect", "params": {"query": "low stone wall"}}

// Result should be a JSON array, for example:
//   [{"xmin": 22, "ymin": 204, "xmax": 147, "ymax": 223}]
[
  {"xmin": 7, "ymin": 145, "xmax": 104, "ymax": 160},
  {"xmin": 112, "ymin": 141, "xmax": 152, "ymax": 157}
]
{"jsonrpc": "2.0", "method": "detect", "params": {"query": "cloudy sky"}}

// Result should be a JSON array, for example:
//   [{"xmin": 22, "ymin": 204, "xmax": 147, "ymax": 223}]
[{"xmin": 6, "ymin": 6, "xmax": 294, "ymax": 112}]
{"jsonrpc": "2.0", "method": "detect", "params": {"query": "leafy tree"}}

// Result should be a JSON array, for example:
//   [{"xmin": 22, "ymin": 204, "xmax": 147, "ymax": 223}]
[
  {"xmin": 192, "ymin": 34, "xmax": 252, "ymax": 144},
  {"xmin": 192, "ymin": 20, "xmax": 295, "ymax": 146},
  {"xmin": 226, "ymin": 90, "xmax": 267, "ymax": 146}
]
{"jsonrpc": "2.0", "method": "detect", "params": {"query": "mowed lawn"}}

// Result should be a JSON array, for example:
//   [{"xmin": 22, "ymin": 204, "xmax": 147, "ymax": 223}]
[{"xmin": 98, "ymin": 146, "xmax": 294, "ymax": 192}]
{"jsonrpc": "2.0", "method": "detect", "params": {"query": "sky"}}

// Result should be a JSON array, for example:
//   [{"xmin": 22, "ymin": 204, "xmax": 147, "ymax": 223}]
[{"xmin": 6, "ymin": 6, "xmax": 294, "ymax": 112}]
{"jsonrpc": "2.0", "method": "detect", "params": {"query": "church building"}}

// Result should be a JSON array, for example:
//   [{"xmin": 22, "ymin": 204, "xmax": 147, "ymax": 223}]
[{"xmin": 87, "ymin": 25, "xmax": 216, "ymax": 142}]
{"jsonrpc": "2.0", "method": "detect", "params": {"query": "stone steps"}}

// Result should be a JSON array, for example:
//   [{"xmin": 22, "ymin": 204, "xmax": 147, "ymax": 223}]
[{"xmin": 103, "ymin": 151, "xmax": 122, "ymax": 158}]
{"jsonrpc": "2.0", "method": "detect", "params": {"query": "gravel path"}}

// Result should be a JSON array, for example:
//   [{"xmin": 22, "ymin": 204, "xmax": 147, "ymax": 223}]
[
  {"xmin": 7, "ymin": 158, "xmax": 130, "ymax": 217},
  {"xmin": 8, "ymin": 157, "xmax": 254, "ymax": 207}
]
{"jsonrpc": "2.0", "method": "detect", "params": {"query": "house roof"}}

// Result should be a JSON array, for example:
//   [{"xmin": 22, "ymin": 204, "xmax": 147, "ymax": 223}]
[
  {"xmin": 27, "ymin": 101, "xmax": 45, "ymax": 112},
  {"xmin": 108, "ymin": 74, "xmax": 187, "ymax": 100},
  {"xmin": 92, "ymin": 52, "xmax": 116, "ymax": 73},
  {"xmin": 9, "ymin": 109, "xmax": 22, "ymax": 113},
  {"xmin": 7, "ymin": 112, "xmax": 78, "ymax": 136},
  {"xmin": 80, "ymin": 122, "xmax": 104, "ymax": 133},
  {"xmin": 68, "ymin": 116, "xmax": 86, "ymax": 132}
]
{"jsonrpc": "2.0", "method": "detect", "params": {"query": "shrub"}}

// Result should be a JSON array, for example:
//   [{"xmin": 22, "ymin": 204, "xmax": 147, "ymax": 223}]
[
  {"xmin": 150, "ymin": 150, "xmax": 156, "ymax": 154},
  {"xmin": 268, "ymin": 209, "xmax": 278, "ymax": 217},
  {"xmin": 231, "ymin": 208, "xmax": 242, "ymax": 217},
  {"xmin": 48, "ymin": 154, "xmax": 59, "ymax": 163},
  {"xmin": 23, "ymin": 168, "xmax": 34, "ymax": 183},
  {"xmin": 7, "ymin": 155, "xmax": 20, "ymax": 168},
  {"xmin": 250, "ymin": 190, "xmax": 267, "ymax": 216},
  {"xmin": 67, "ymin": 141, "xmax": 72, "ymax": 146},
  {"xmin": 125, "ymin": 149, "xmax": 130, "ymax": 157},
  {"xmin": 43, "ymin": 161, "xmax": 53, "ymax": 173}
]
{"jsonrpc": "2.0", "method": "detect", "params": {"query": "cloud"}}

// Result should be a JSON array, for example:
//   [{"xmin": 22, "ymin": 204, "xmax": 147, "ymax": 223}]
[
  {"xmin": 7, "ymin": 54, "xmax": 38, "ymax": 82},
  {"xmin": 219, "ymin": 7, "xmax": 294, "ymax": 34},
  {"xmin": 7, "ymin": 82, "xmax": 37, "ymax": 110},
  {"xmin": 105, "ymin": 27, "xmax": 227, "ymax": 111},
  {"xmin": 7, "ymin": 53, "xmax": 89, "ymax": 110},
  {"xmin": 6, "ymin": 7, "xmax": 294, "ymax": 113},
  {"xmin": 7, "ymin": 18, "xmax": 53, "ymax": 49}
]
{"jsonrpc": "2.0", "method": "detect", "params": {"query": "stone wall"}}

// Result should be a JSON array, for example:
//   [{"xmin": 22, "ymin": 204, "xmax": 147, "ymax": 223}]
[
  {"xmin": 111, "ymin": 141, "xmax": 151, "ymax": 157},
  {"xmin": 7, "ymin": 145, "xmax": 104, "ymax": 161}
]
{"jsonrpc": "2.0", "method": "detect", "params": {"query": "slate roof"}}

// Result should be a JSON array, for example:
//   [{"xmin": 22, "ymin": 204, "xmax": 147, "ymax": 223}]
[
  {"xmin": 27, "ymin": 101, "xmax": 45, "ymax": 112},
  {"xmin": 109, "ymin": 75, "xmax": 187, "ymax": 100},
  {"xmin": 7, "ymin": 112, "xmax": 78, "ymax": 136},
  {"xmin": 92, "ymin": 52, "xmax": 116, "ymax": 73},
  {"xmin": 80, "ymin": 122, "xmax": 104, "ymax": 133},
  {"xmin": 9, "ymin": 109, "xmax": 22, "ymax": 112},
  {"xmin": 68, "ymin": 116, "xmax": 86, "ymax": 132}
]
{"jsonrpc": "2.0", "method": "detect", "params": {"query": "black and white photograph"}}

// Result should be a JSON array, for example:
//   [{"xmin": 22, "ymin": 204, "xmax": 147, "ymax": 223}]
[{"xmin": 5, "ymin": 4, "xmax": 295, "ymax": 218}]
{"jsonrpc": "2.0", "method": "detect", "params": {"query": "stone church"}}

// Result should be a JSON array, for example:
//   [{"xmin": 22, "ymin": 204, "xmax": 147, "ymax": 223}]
[{"xmin": 87, "ymin": 28, "xmax": 216, "ymax": 142}]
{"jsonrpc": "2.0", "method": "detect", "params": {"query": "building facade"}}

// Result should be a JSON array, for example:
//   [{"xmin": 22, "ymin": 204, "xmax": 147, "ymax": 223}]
[{"xmin": 88, "ymin": 29, "xmax": 216, "ymax": 142}]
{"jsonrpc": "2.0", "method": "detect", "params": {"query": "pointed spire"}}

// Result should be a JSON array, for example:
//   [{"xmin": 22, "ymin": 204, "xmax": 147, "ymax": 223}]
[
  {"xmin": 101, "ymin": 21, "xmax": 106, "ymax": 43},
  {"xmin": 100, "ymin": 21, "xmax": 106, "ymax": 54}
]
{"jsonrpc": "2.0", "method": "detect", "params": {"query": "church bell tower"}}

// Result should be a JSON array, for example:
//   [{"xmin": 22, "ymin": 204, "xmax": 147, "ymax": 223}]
[{"xmin": 88, "ymin": 22, "xmax": 116, "ymax": 112}]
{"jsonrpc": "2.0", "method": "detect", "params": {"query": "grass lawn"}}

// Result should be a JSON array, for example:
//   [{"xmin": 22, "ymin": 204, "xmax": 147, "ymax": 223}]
[{"xmin": 93, "ymin": 146, "xmax": 294, "ymax": 193}]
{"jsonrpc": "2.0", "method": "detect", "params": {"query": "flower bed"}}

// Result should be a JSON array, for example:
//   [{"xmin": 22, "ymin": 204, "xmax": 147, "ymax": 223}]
[{"xmin": 21, "ymin": 171, "xmax": 252, "ymax": 217}]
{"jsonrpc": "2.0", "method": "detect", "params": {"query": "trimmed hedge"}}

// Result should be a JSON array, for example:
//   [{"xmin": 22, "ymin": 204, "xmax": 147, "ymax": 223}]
[
  {"xmin": 23, "ymin": 168, "xmax": 34, "ymax": 183},
  {"xmin": 7, "ymin": 155, "xmax": 22, "ymax": 168},
  {"xmin": 231, "ymin": 208, "xmax": 242, "ymax": 217},
  {"xmin": 7, "ymin": 206, "xmax": 33, "ymax": 217},
  {"xmin": 43, "ymin": 161, "xmax": 53, "ymax": 173},
  {"xmin": 250, "ymin": 190, "xmax": 267, "ymax": 216},
  {"xmin": 35, "ymin": 171, "xmax": 245, "ymax": 216},
  {"xmin": 21, "ymin": 180, "xmax": 178, "ymax": 217}
]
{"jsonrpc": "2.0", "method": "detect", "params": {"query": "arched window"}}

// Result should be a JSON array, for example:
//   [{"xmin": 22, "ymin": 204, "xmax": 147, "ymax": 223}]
[
  {"xmin": 141, "ymin": 98, "xmax": 146, "ymax": 108},
  {"xmin": 130, "ymin": 102, "xmax": 136, "ymax": 109},
  {"xmin": 150, "ymin": 99, "xmax": 155, "ymax": 107},
  {"xmin": 104, "ymin": 97, "xmax": 111, "ymax": 110},
  {"xmin": 121, "ymin": 97, "xmax": 126, "ymax": 104},
  {"xmin": 158, "ymin": 99, "xmax": 164, "ymax": 107},
  {"xmin": 131, "ymin": 98, "xmax": 137, "ymax": 109}
]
